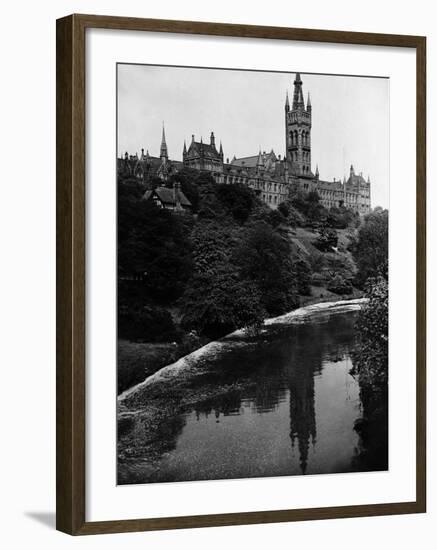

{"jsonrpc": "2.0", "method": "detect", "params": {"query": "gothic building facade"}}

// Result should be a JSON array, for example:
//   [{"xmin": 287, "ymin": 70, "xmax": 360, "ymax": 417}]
[{"xmin": 118, "ymin": 73, "xmax": 371, "ymax": 214}]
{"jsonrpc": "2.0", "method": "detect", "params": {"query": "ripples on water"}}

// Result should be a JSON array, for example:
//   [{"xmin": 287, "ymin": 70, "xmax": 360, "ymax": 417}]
[{"xmin": 118, "ymin": 311, "xmax": 388, "ymax": 484}]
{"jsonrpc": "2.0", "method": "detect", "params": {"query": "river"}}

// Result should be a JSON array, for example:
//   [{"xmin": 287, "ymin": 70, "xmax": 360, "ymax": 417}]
[{"xmin": 118, "ymin": 300, "xmax": 388, "ymax": 485}]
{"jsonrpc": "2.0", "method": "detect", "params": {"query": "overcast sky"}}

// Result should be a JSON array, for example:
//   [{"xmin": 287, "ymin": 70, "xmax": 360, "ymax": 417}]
[{"xmin": 118, "ymin": 64, "xmax": 389, "ymax": 208}]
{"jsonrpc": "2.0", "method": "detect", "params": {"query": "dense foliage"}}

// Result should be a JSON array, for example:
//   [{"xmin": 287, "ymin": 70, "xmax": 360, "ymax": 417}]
[
  {"xmin": 351, "ymin": 277, "xmax": 389, "ymax": 470},
  {"xmin": 118, "ymin": 179, "xmax": 193, "ymax": 302},
  {"xmin": 352, "ymin": 277, "xmax": 388, "ymax": 387},
  {"xmin": 117, "ymin": 171, "xmax": 381, "ymax": 343},
  {"xmin": 350, "ymin": 209, "xmax": 388, "ymax": 287}
]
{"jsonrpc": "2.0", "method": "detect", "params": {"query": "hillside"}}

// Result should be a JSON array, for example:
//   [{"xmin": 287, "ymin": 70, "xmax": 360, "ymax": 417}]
[{"xmin": 287, "ymin": 226, "xmax": 363, "ymax": 306}]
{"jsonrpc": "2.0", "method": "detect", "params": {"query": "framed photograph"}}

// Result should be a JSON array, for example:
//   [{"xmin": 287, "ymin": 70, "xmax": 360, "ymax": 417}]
[{"xmin": 56, "ymin": 14, "xmax": 426, "ymax": 535}]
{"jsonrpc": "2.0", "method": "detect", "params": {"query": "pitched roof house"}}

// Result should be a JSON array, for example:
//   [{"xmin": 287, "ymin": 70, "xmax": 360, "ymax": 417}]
[{"xmin": 143, "ymin": 182, "xmax": 192, "ymax": 212}]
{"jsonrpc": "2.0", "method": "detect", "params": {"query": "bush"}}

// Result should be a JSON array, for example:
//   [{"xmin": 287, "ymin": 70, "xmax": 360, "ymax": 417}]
[
  {"xmin": 267, "ymin": 209, "xmax": 286, "ymax": 228},
  {"xmin": 308, "ymin": 250, "xmax": 326, "ymax": 272},
  {"xmin": 314, "ymin": 226, "xmax": 338, "ymax": 252},
  {"xmin": 327, "ymin": 274, "xmax": 353, "ymax": 295}
]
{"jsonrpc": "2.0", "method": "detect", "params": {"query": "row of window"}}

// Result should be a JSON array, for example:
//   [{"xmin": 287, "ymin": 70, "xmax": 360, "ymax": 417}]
[
  {"xmin": 224, "ymin": 175, "xmax": 285, "ymax": 194},
  {"xmin": 262, "ymin": 194, "xmax": 279, "ymax": 205},
  {"xmin": 290, "ymin": 151, "xmax": 310, "ymax": 163},
  {"xmin": 289, "ymin": 130, "xmax": 310, "ymax": 147}
]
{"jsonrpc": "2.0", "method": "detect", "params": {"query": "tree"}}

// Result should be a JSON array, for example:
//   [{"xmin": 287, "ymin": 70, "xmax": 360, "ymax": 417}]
[
  {"xmin": 295, "ymin": 258, "xmax": 312, "ymax": 295},
  {"xmin": 326, "ymin": 206, "xmax": 359, "ymax": 229},
  {"xmin": 235, "ymin": 221, "xmax": 299, "ymax": 315},
  {"xmin": 291, "ymin": 190, "xmax": 327, "ymax": 225},
  {"xmin": 351, "ymin": 209, "xmax": 388, "ymax": 287},
  {"xmin": 118, "ymin": 182, "xmax": 193, "ymax": 303},
  {"xmin": 352, "ymin": 277, "xmax": 388, "ymax": 387},
  {"xmin": 180, "ymin": 264, "xmax": 265, "ymax": 338},
  {"xmin": 351, "ymin": 277, "xmax": 388, "ymax": 471},
  {"xmin": 277, "ymin": 202, "xmax": 289, "ymax": 218},
  {"xmin": 215, "ymin": 183, "xmax": 257, "ymax": 223},
  {"xmin": 180, "ymin": 220, "xmax": 265, "ymax": 337},
  {"xmin": 168, "ymin": 168, "xmax": 200, "ymax": 211}
]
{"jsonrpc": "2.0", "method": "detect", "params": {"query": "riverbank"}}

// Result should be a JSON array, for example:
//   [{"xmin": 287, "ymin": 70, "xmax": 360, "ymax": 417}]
[{"xmin": 119, "ymin": 297, "xmax": 367, "ymax": 405}]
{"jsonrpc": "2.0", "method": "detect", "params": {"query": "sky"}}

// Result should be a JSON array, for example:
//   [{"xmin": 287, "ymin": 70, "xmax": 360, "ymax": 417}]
[{"xmin": 117, "ymin": 64, "xmax": 389, "ymax": 208}]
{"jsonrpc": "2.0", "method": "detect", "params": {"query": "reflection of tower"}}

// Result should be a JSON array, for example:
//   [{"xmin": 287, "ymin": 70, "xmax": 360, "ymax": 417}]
[
  {"xmin": 287, "ymin": 328, "xmax": 318, "ymax": 474},
  {"xmin": 289, "ymin": 370, "xmax": 316, "ymax": 474}
]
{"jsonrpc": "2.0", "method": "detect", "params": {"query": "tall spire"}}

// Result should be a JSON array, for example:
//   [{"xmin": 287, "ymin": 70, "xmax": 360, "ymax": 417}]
[
  {"xmin": 160, "ymin": 122, "xmax": 168, "ymax": 161},
  {"xmin": 285, "ymin": 90, "xmax": 290, "ymax": 112},
  {"xmin": 183, "ymin": 140, "xmax": 187, "ymax": 157},
  {"xmin": 219, "ymin": 141, "xmax": 223, "ymax": 158},
  {"xmin": 292, "ymin": 72, "xmax": 305, "ymax": 110},
  {"xmin": 315, "ymin": 164, "xmax": 319, "ymax": 178},
  {"xmin": 306, "ymin": 92, "xmax": 312, "ymax": 113}
]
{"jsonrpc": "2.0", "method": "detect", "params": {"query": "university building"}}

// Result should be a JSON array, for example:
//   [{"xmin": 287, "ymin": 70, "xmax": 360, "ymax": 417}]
[{"xmin": 118, "ymin": 73, "xmax": 371, "ymax": 214}]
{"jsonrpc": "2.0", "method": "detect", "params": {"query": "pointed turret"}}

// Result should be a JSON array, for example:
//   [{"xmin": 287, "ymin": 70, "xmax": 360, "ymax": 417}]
[
  {"xmin": 210, "ymin": 131, "xmax": 216, "ymax": 149},
  {"xmin": 292, "ymin": 72, "xmax": 305, "ymax": 111},
  {"xmin": 315, "ymin": 164, "xmax": 319, "ymax": 179},
  {"xmin": 285, "ymin": 90, "xmax": 290, "ymax": 112},
  {"xmin": 219, "ymin": 141, "xmax": 223, "ymax": 158},
  {"xmin": 306, "ymin": 92, "xmax": 312, "ymax": 113},
  {"xmin": 183, "ymin": 140, "xmax": 187, "ymax": 159},
  {"xmin": 160, "ymin": 122, "xmax": 168, "ymax": 161}
]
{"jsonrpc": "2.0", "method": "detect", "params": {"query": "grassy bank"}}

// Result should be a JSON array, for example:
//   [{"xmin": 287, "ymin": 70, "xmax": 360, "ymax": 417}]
[{"xmin": 117, "ymin": 340, "xmax": 179, "ymax": 394}]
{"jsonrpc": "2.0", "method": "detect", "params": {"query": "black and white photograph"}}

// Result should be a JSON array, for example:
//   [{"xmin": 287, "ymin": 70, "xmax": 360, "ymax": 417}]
[{"xmin": 116, "ymin": 64, "xmax": 389, "ymax": 485}]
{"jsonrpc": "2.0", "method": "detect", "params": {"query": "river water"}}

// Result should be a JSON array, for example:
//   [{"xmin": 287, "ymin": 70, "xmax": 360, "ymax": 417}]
[{"xmin": 118, "ymin": 306, "xmax": 388, "ymax": 484}]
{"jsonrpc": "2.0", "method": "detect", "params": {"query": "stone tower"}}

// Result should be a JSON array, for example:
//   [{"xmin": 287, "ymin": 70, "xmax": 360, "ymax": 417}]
[{"xmin": 285, "ymin": 73, "xmax": 312, "ymax": 176}]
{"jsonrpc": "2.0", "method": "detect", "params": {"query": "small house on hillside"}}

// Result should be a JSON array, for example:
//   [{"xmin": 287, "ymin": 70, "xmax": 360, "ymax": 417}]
[{"xmin": 143, "ymin": 182, "xmax": 192, "ymax": 213}]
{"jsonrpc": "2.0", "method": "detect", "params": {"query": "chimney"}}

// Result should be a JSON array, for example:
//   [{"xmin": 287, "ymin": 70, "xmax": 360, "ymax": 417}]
[{"xmin": 173, "ymin": 181, "xmax": 182, "ymax": 211}]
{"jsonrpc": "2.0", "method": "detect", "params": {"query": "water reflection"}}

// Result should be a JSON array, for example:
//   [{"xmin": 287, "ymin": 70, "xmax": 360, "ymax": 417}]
[{"xmin": 118, "ymin": 312, "xmax": 388, "ymax": 484}]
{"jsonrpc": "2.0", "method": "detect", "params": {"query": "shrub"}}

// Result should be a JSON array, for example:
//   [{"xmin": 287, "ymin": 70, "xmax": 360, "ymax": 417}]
[
  {"xmin": 314, "ymin": 226, "xmax": 338, "ymax": 252},
  {"xmin": 327, "ymin": 274, "xmax": 353, "ymax": 295}
]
